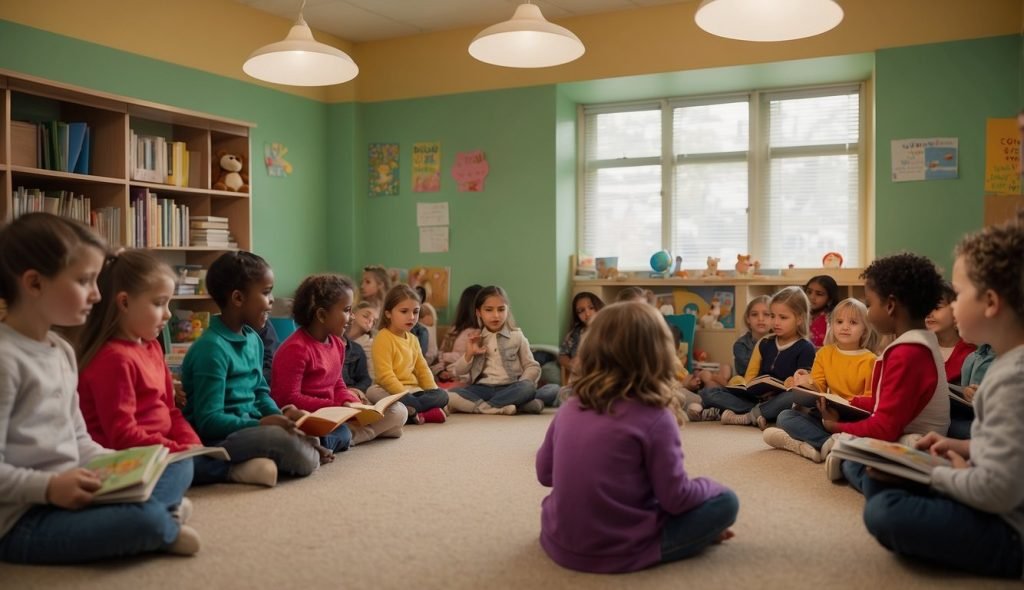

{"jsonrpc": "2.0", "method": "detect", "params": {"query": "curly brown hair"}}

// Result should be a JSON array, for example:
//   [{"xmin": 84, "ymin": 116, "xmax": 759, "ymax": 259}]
[
  {"xmin": 955, "ymin": 214, "xmax": 1024, "ymax": 322},
  {"xmin": 292, "ymin": 274, "xmax": 355, "ymax": 328},
  {"xmin": 573, "ymin": 302, "xmax": 683, "ymax": 424}
]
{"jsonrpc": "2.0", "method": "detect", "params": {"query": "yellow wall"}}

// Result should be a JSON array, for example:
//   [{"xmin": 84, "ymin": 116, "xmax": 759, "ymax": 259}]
[{"xmin": 1, "ymin": 0, "xmax": 1019, "ymax": 103}]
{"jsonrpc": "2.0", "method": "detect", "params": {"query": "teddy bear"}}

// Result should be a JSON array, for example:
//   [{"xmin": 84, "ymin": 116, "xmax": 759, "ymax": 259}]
[
  {"xmin": 699, "ymin": 297, "xmax": 724, "ymax": 329},
  {"xmin": 702, "ymin": 256, "xmax": 721, "ymax": 278},
  {"xmin": 213, "ymin": 151, "xmax": 249, "ymax": 192},
  {"xmin": 735, "ymin": 254, "xmax": 752, "ymax": 275}
]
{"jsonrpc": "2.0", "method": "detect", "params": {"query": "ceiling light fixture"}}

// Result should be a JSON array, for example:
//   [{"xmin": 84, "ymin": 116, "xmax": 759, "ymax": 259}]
[
  {"xmin": 469, "ymin": 2, "xmax": 585, "ymax": 68},
  {"xmin": 243, "ymin": 0, "xmax": 358, "ymax": 86},
  {"xmin": 694, "ymin": 0, "xmax": 844, "ymax": 42}
]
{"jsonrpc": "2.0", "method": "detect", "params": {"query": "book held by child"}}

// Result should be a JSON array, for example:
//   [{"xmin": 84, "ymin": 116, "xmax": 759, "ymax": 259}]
[
  {"xmin": 88, "ymin": 445, "xmax": 229, "ymax": 503},
  {"xmin": 829, "ymin": 436, "xmax": 951, "ymax": 485},
  {"xmin": 294, "ymin": 392, "xmax": 409, "ymax": 436}
]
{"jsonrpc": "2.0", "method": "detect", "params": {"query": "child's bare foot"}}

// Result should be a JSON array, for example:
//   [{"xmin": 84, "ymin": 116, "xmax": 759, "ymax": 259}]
[
  {"xmin": 715, "ymin": 529, "xmax": 735, "ymax": 543},
  {"xmin": 313, "ymin": 442, "xmax": 334, "ymax": 464}
]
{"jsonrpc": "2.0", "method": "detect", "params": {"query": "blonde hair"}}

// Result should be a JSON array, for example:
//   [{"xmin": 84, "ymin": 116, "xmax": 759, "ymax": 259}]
[
  {"xmin": 824, "ymin": 298, "xmax": 879, "ymax": 352},
  {"xmin": 362, "ymin": 265, "xmax": 391, "ymax": 302},
  {"xmin": 743, "ymin": 295, "xmax": 771, "ymax": 334},
  {"xmin": 770, "ymin": 286, "xmax": 810, "ymax": 340},
  {"xmin": 616, "ymin": 286, "xmax": 646, "ymax": 303},
  {"xmin": 378, "ymin": 284, "xmax": 420, "ymax": 330},
  {"xmin": 573, "ymin": 302, "xmax": 683, "ymax": 425}
]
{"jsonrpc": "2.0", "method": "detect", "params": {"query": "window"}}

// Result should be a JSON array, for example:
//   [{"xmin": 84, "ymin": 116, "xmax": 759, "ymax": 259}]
[{"xmin": 579, "ymin": 85, "xmax": 865, "ymax": 270}]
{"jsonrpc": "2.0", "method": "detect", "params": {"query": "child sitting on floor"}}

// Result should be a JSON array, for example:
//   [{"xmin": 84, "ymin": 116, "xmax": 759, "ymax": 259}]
[{"xmin": 536, "ymin": 301, "xmax": 738, "ymax": 573}]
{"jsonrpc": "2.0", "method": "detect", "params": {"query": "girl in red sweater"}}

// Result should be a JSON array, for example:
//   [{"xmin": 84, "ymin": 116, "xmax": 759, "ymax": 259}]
[
  {"xmin": 76, "ymin": 250, "xmax": 277, "ymax": 487},
  {"xmin": 271, "ymin": 274, "xmax": 406, "ymax": 448}
]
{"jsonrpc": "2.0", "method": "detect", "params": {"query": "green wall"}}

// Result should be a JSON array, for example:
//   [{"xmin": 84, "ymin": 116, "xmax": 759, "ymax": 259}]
[
  {"xmin": 344, "ymin": 86, "xmax": 563, "ymax": 344},
  {"xmin": 0, "ymin": 20, "xmax": 336, "ymax": 295},
  {"xmin": 875, "ymin": 35, "xmax": 1021, "ymax": 275}
]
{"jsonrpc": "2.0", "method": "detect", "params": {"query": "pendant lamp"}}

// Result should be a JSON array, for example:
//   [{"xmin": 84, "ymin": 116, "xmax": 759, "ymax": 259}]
[
  {"xmin": 243, "ymin": 0, "xmax": 358, "ymax": 86},
  {"xmin": 469, "ymin": 2, "xmax": 585, "ymax": 68},
  {"xmin": 694, "ymin": 0, "xmax": 844, "ymax": 42}
]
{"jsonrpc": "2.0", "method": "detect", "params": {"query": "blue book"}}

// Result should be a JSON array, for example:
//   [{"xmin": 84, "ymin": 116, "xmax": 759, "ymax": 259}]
[
  {"xmin": 66, "ymin": 122, "xmax": 88, "ymax": 174},
  {"xmin": 73, "ymin": 126, "xmax": 90, "ymax": 175}
]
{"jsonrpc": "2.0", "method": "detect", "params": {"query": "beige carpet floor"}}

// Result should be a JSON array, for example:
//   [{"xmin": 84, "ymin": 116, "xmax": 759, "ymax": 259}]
[{"xmin": 0, "ymin": 415, "xmax": 1015, "ymax": 589}]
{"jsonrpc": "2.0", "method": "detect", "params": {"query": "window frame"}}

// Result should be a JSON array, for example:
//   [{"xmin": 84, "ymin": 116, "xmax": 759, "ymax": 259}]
[{"xmin": 577, "ymin": 82, "xmax": 869, "ymax": 270}]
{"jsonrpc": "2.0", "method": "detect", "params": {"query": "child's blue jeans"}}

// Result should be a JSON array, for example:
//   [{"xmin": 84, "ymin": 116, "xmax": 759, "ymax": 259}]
[
  {"xmin": 453, "ymin": 381, "xmax": 537, "ymax": 409},
  {"xmin": 660, "ymin": 490, "xmax": 739, "ymax": 564},
  {"xmin": 0, "ymin": 460, "xmax": 192, "ymax": 564},
  {"xmin": 777, "ymin": 408, "xmax": 832, "ymax": 449},
  {"xmin": 858, "ymin": 466, "xmax": 1023, "ymax": 578}
]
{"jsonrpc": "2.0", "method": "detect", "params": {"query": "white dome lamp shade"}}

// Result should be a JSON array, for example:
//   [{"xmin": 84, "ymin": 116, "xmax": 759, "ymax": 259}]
[
  {"xmin": 243, "ymin": 1, "xmax": 358, "ymax": 86},
  {"xmin": 694, "ymin": 0, "xmax": 844, "ymax": 42},
  {"xmin": 469, "ymin": 3, "xmax": 585, "ymax": 68}
]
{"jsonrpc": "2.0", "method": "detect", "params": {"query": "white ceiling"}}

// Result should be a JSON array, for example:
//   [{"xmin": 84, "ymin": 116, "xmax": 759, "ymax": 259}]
[{"xmin": 236, "ymin": 0, "xmax": 693, "ymax": 43}]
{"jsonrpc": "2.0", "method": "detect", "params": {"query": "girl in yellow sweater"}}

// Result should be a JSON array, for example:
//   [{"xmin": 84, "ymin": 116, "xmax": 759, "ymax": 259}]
[
  {"xmin": 367, "ymin": 285, "xmax": 448, "ymax": 424},
  {"xmin": 763, "ymin": 298, "xmax": 878, "ymax": 462}
]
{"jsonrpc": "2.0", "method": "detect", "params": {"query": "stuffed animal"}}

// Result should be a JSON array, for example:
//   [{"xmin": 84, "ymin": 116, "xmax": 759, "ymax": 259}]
[
  {"xmin": 699, "ymin": 297, "xmax": 724, "ymax": 329},
  {"xmin": 213, "ymin": 151, "xmax": 249, "ymax": 192},
  {"xmin": 702, "ymin": 256, "xmax": 721, "ymax": 277},
  {"xmin": 735, "ymin": 254, "xmax": 752, "ymax": 275}
]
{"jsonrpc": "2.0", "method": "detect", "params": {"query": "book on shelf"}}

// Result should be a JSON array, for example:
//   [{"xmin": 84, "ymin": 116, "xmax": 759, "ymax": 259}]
[
  {"xmin": 88, "ymin": 445, "xmax": 229, "ymax": 504},
  {"xmin": 295, "ymin": 393, "xmax": 409, "ymax": 436},
  {"xmin": 174, "ymin": 264, "xmax": 207, "ymax": 295},
  {"xmin": 129, "ymin": 188, "xmax": 190, "ymax": 248},
  {"xmin": 30, "ymin": 120, "xmax": 90, "ymax": 173},
  {"xmin": 790, "ymin": 388, "xmax": 872, "ymax": 422},
  {"xmin": 165, "ymin": 141, "xmax": 190, "ymax": 187},
  {"xmin": 574, "ymin": 252, "xmax": 597, "ymax": 279},
  {"xmin": 829, "ymin": 436, "xmax": 951, "ymax": 485},
  {"xmin": 131, "ymin": 131, "xmax": 168, "ymax": 183},
  {"xmin": 948, "ymin": 383, "xmax": 973, "ymax": 407},
  {"xmin": 191, "ymin": 221, "xmax": 229, "ymax": 230},
  {"xmin": 12, "ymin": 187, "xmax": 91, "ymax": 223},
  {"xmin": 191, "ymin": 215, "xmax": 229, "ymax": 223}
]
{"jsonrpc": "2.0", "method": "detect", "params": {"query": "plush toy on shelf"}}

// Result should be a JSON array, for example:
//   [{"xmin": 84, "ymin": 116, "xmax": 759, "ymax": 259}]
[
  {"xmin": 735, "ymin": 254, "xmax": 752, "ymax": 276},
  {"xmin": 699, "ymin": 297, "xmax": 724, "ymax": 329},
  {"xmin": 702, "ymin": 256, "xmax": 722, "ymax": 278},
  {"xmin": 213, "ymin": 151, "xmax": 249, "ymax": 192}
]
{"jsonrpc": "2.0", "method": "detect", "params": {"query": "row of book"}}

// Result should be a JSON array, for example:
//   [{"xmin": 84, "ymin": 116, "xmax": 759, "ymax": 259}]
[
  {"xmin": 129, "ymin": 188, "xmax": 191, "ymax": 248},
  {"xmin": 27, "ymin": 120, "xmax": 91, "ymax": 175},
  {"xmin": 173, "ymin": 264, "xmax": 207, "ymax": 296},
  {"xmin": 12, "ymin": 186, "xmax": 120, "ymax": 245},
  {"xmin": 130, "ymin": 132, "xmax": 199, "ymax": 188},
  {"xmin": 190, "ymin": 216, "xmax": 237, "ymax": 249}
]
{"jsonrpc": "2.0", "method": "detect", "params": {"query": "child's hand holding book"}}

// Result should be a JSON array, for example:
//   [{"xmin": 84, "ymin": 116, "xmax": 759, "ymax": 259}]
[
  {"xmin": 260, "ymin": 413, "xmax": 298, "ymax": 433},
  {"xmin": 46, "ymin": 467, "xmax": 102, "ymax": 509},
  {"xmin": 914, "ymin": 432, "xmax": 971, "ymax": 468}
]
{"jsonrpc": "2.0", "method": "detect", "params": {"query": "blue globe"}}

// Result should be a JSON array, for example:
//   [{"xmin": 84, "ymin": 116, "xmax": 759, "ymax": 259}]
[{"xmin": 650, "ymin": 250, "xmax": 672, "ymax": 274}]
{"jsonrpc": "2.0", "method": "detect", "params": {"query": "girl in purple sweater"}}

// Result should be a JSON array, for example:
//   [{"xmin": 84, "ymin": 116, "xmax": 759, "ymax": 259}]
[{"xmin": 536, "ymin": 301, "xmax": 739, "ymax": 573}]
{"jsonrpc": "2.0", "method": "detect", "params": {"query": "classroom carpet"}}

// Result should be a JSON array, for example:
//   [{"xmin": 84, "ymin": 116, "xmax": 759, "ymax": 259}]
[{"xmin": 0, "ymin": 416, "xmax": 1013, "ymax": 589}]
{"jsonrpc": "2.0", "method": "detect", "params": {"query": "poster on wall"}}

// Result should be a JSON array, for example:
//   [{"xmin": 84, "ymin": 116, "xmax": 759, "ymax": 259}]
[
  {"xmin": 890, "ymin": 137, "xmax": 958, "ymax": 182},
  {"xmin": 418, "ymin": 226, "xmax": 448, "ymax": 253},
  {"xmin": 412, "ymin": 142, "xmax": 441, "ymax": 192},
  {"xmin": 408, "ymin": 266, "xmax": 451, "ymax": 310},
  {"xmin": 451, "ymin": 150, "xmax": 489, "ymax": 192},
  {"xmin": 984, "ymin": 118, "xmax": 1020, "ymax": 194},
  {"xmin": 369, "ymin": 143, "xmax": 400, "ymax": 196},
  {"xmin": 264, "ymin": 143, "xmax": 293, "ymax": 177}
]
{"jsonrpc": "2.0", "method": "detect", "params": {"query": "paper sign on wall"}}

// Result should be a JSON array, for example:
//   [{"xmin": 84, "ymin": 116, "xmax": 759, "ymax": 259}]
[
  {"xmin": 984, "ymin": 118, "xmax": 1020, "ymax": 194},
  {"xmin": 416, "ymin": 202, "xmax": 449, "ymax": 227},
  {"xmin": 419, "ymin": 226, "xmax": 448, "ymax": 253},
  {"xmin": 452, "ymin": 150, "xmax": 489, "ymax": 192},
  {"xmin": 891, "ymin": 137, "xmax": 958, "ymax": 182},
  {"xmin": 412, "ymin": 142, "xmax": 441, "ymax": 192}
]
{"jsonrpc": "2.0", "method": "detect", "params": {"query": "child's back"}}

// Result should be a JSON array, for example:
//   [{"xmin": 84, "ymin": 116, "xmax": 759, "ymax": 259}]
[{"xmin": 537, "ymin": 396, "xmax": 727, "ymax": 572}]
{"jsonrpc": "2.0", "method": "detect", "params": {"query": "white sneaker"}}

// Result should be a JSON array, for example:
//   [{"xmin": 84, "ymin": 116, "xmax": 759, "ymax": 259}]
[
  {"xmin": 825, "ymin": 453, "xmax": 844, "ymax": 481},
  {"xmin": 228, "ymin": 458, "xmax": 278, "ymax": 487},
  {"xmin": 166, "ymin": 524, "xmax": 201, "ymax": 556},
  {"xmin": 720, "ymin": 410, "xmax": 752, "ymax": 426}
]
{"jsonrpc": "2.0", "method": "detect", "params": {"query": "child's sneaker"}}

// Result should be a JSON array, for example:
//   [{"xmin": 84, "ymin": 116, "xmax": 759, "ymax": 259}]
[
  {"xmin": 825, "ymin": 453, "xmax": 844, "ymax": 482},
  {"xmin": 166, "ymin": 524, "xmax": 201, "ymax": 556},
  {"xmin": 720, "ymin": 410, "xmax": 752, "ymax": 426},
  {"xmin": 519, "ymin": 399, "xmax": 545, "ymax": 414},
  {"xmin": 420, "ymin": 407, "xmax": 447, "ymax": 423},
  {"xmin": 686, "ymin": 403, "xmax": 703, "ymax": 422},
  {"xmin": 228, "ymin": 458, "xmax": 278, "ymax": 487},
  {"xmin": 172, "ymin": 497, "xmax": 193, "ymax": 524},
  {"xmin": 764, "ymin": 427, "xmax": 824, "ymax": 462},
  {"xmin": 701, "ymin": 407, "xmax": 721, "ymax": 421}
]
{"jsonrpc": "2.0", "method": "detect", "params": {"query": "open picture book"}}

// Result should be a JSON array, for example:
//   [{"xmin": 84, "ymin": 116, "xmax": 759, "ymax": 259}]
[
  {"xmin": 725, "ymin": 375, "xmax": 789, "ymax": 399},
  {"xmin": 295, "ymin": 392, "xmax": 409, "ymax": 437},
  {"xmin": 790, "ymin": 388, "xmax": 872, "ymax": 421},
  {"xmin": 88, "ymin": 445, "xmax": 229, "ymax": 504},
  {"xmin": 830, "ymin": 436, "xmax": 951, "ymax": 485}
]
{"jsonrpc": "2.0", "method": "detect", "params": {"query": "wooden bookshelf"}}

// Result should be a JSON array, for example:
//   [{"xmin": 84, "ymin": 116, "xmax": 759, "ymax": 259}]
[{"xmin": 0, "ymin": 69, "xmax": 255, "ymax": 312}]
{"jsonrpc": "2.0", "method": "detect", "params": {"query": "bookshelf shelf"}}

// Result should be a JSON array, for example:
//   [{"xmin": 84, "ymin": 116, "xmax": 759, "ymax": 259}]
[
  {"xmin": 10, "ymin": 165, "xmax": 125, "ymax": 185},
  {"xmin": 2, "ymin": 68, "xmax": 254, "ymax": 313}
]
